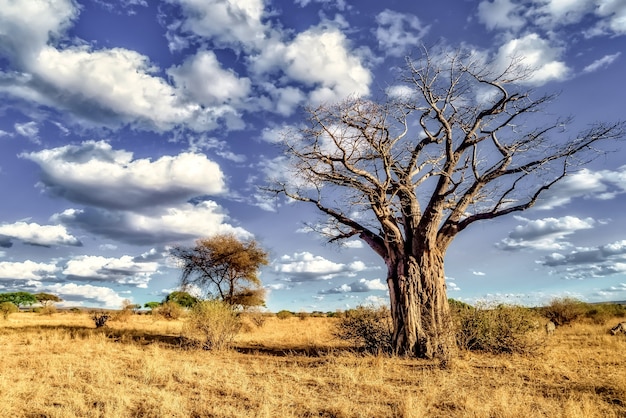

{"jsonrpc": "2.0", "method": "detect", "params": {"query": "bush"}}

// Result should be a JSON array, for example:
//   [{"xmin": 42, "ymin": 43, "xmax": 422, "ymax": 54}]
[
  {"xmin": 334, "ymin": 305, "xmax": 393, "ymax": 355},
  {"xmin": 542, "ymin": 297, "xmax": 588, "ymax": 326},
  {"xmin": 153, "ymin": 301, "xmax": 184, "ymax": 320},
  {"xmin": 39, "ymin": 305, "xmax": 57, "ymax": 316},
  {"xmin": 0, "ymin": 301, "xmax": 18, "ymax": 319},
  {"xmin": 92, "ymin": 313, "xmax": 110, "ymax": 328},
  {"xmin": 454, "ymin": 304, "xmax": 544, "ymax": 354},
  {"xmin": 584, "ymin": 303, "xmax": 626, "ymax": 324},
  {"xmin": 245, "ymin": 308, "xmax": 267, "ymax": 328},
  {"xmin": 183, "ymin": 300, "xmax": 241, "ymax": 350},
  {"xmin": 276, "ymin": 310, "xmax": 293, "ymax": 320}
]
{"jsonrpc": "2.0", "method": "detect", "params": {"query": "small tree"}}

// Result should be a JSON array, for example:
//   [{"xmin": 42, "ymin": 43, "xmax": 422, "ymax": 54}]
[
  {"xmin": 35, "ymin": 293, "xmax": 62, "ymax": 307},
  {"xmin": 171, "ymin": 234, "xmax": 269, "ymax": 308},
  {"xmin": 164, "ymin": 291, "xmax": 199, "ymax": 308},
  {"xmin": 0, "ymin": 292, "xmax": 37, "ymax": 309},
  {"xmin": 0, "ymin": 302, "xmax": 18, "ymax": 319},
  {"xmin": 144, "ymin": 301, "xmax": 161, "ymax": 311}
]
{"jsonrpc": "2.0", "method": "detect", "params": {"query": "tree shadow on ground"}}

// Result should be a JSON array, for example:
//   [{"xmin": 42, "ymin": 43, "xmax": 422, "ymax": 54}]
[{"xmin": 0, "ymin": 324, "xmax": 358, "ymax": 356}]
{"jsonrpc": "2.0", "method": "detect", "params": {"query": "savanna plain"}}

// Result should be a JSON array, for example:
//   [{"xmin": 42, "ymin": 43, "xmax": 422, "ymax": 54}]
[{"xmin": 1, "ymin": 307, "xmax": 625, "ymax": 418}]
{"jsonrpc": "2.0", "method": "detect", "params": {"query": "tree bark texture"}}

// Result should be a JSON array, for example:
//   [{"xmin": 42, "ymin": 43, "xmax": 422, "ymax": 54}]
[{"xmin": 387, "ymin": 248, "xmax": 455, "ymax": 360}]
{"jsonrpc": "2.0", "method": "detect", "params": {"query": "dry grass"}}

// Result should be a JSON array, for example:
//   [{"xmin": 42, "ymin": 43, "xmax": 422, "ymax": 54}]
[{"xmin": 0, "ymin": 312, "xmax": 625, "ymax": 417}]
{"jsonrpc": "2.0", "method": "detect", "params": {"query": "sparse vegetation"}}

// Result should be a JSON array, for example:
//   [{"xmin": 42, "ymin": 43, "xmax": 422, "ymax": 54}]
[
  {"xmin": 542, "ymin": 297, "xmax": 589, "ymax": 326},
  {"xmin": 0, "ymin": 310, "xmax": 624, "ymax": 417},
  {"xmin": 183, "ymin": 300, "xmax": 241, "ymax": 350},
  {"xmin": 334, "ymin": 305, "xmax": 393, "ymax": 355},
  {"xmin": 454, "ymin": 303, "xmax": 544, "ymax": 354}
]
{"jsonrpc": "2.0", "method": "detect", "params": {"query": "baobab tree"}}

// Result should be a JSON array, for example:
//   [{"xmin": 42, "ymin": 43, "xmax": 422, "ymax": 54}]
[{"xmin": 267, "ymin": 49, "xmax": 624, "ymax": 360}]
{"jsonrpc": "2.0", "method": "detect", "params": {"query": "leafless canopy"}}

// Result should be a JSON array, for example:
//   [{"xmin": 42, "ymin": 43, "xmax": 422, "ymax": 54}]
[{"xmin": 267, "ymin": 49, "xmax": 624, "ymax": 259}]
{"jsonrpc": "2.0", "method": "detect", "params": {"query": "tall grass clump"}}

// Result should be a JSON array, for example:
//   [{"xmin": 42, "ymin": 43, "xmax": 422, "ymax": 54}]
[
  {"xmin": 334, "ymin": 305, "xmax": 393, "ymax": 355},
  {"xmin": 454, "ymin": 303, "xmax": 544, "ymax": 354},
  {"xmin": 184, "ymin": 300, "xmax": 241, "ymax": 350}
]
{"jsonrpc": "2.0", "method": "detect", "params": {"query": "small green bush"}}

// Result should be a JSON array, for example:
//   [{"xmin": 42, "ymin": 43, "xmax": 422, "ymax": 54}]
[
  {"xmin": 542, "ymin": 297, "xmax": 588, "ymax": 326},
  {"xmin": 153, "ymin": 301, "xmax": 184, "ymax": 320},
  {"xmin": 334, "ymin": 305, "xmax": 393, "ymax": 355},
  {"xmin": 454, "ymin": 304, "xmax": 544, "ymax": 354},
  {"xmin": 276, "ymin": 310, "xmax": 293, "ymax": 320},
  {"xmin": 583, "ymin": 303, "xmax": 626, "ymax": 324},
  {"xmin": 184, "ymin": 300, "xmax": 241, "ymax": 350},
  {"xmin": 0, "ymin": 301, "xmax": 18, "ymax": 319}
]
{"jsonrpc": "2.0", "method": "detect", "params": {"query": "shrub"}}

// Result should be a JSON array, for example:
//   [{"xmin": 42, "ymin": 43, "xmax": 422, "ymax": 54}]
[
  {"xmin": 454, "ymin": 304, "xmax": 544, "ymax": 354},
  {"xmin": 39, "ymin": 305, "xmax": 57, "ymax": 316},
  {"xmin": 183, "ymin": 300, "xmax": 241, "ymax": 350},
  {"xmin": 153, "ymin": 301, "xmax": 184, "ymax": 320},
  {"xmin": 245, "ymin": 308, "xmax": 267, "ymax": 328},
  {"xmin": 276, "ymin": 310, "xmax": 293, "ymax": 320},
  {"xmin": 584, "ymin": 303, "xmax": 626, "ymax": 324},
  {"xmin": 334, "ymin": 305, "xmax": 393, "ymax": 355},
  {"xmin": 0, "ymin": 301, "xmax": 18, "ymax": 319},
  {"xmin": 542, "ymin": 297, "xmax": 588, "ymax": 326},
  {"xmin": 92, "ymin": 313, "xmax": 110, "ymax": 328}
]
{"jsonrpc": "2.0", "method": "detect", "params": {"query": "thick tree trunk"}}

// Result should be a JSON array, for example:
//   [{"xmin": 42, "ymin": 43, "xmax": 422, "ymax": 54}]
[{"xmin": 387, "ymin": 248, "xmax": 455, "ymax": 361}]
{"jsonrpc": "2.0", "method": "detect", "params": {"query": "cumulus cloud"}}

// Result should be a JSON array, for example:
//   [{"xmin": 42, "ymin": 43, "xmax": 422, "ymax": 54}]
[
  {"xmin": 319, "ymin": 278, "xmax": 387, "ymax": 294},
  {"xmin": 22, "ymin": 140, "xmax": 225, "ymax": 210},
  {"xmin": 45, "ymin": 282, "xmax": 127, "ymax": 308},
  {"xmin": 52, "ymin": 201, "xmax": 250, "ymax": 246},
  {"xmin": 539, "ymin": 240, "xmax": 626, "ymax": 280},
  {"xmin": 0, "ymin": 221, "xmax": 81, "ymax": 247},
  {"xmin": 168, "ymin": 50, "xmax": 251, "ymax": 107},
  {"xmin": 63, "ymin": 254, "xmax": 159, "ymax": 288},
  {"xmin": 498, "ymin": 215, "xmax": 595, "ymax": 251},
  {"xmin": 0, "ymin": 260, "xmax": 59, "ymax": 281},
  {"xmin": 274, "ymin": 251, "xmax": 367, "ymax": 281},
  {"xmin": 171, "ymin": 0, "xmax": 269, "ymax": 51},
  {"xmin": 495, "ymin": 33, "xmax": 570, "ymax": 85},
  {"xmin": 375, "ymin": 9, "xmax": 430, "ymax": 57},
  {"xmin": 537, "ymin": 167, "xmax": 626, "ymax": 209},
  {"xmin": 477, "ymin": 0, "xmax": 526, "ymax": 31}
]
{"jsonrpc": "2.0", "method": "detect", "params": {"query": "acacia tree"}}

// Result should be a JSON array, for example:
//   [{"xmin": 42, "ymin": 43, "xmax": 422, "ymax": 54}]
[
  {"xmin": 267, "ymin": 49, "xmax": 624, "ymax": 360},
  {"xmin": 171, "ymin": 233, "xmax": 269, "ymax": 308},
  {"xmin": 35, "ymin": 293, "xmax": 62, "ymax": 307}
]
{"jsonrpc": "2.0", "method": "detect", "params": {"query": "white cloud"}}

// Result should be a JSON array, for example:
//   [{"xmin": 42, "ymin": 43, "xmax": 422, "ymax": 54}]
[
  {"xmin": 168, "ymin": 50, "xmax": 251, "ymax": 107},
  {"xmin": 0, "ymin": 221, "xmax": 81, "ymax": 247},
  {"xmin": 275, "ymin": 251, "xmax": 367, "ymax": 281},
  {"xmin": 172, "ymin": 0, "xmax": 269, "ymax": 50},
  {"xmin": 589, "ymin": 0, "xmax": 626, "ymax": 36},
  {"xmin": 495, "ymin": 33, "xmax": 570, "ymax": 85},
  {"xmin": 52, "ymin": 201, "xmax": 251, "ymax": 245},
  {"xmin": 477, "ymin": 0, "xmax": 526, "ymax": 31},
  {"xmin": 319, "ymin": 278, "xmax": 387, "ymax": 294},
  {"xmin": 14, "ymin": 121, "xmax": 39, "ymax": 143},
  {"xmin": 0, "ymin": 0, "xmax": 77, "ymax": 62},
  {"xmin": 45, "ymin": 282, "xmax": 126, "ymax": 308},
  {"xmin": 341, "ymin": 240, "xmax": 364, "ymax": 249},
  {"xmin": 537, "ymin": 167, "xmax": 626, "ymax": 209},
  {"xmin": 472, "ymin": 271, "xmax": 486, "ymax": 276},
  {"xmin": 63, "ymin": 254, "xmax": 159, "ymax": 288},
  {"xmin": 582, "ymin": 52, "xmax": 621, "ymax": 73},
  {"xmin": 0, "ymin": 260, "xmax": 59, "ymax": 281},
  {"xmin": 375, "ymin": 9, "xmax": 430, "ymax": 57},
  {"xmin": 499, "ymin": 215, "xmax": 595, "ymax": 251},
  {"xmin": 23, "ymin": 140, "xmax": 225, "ymax": 210}
]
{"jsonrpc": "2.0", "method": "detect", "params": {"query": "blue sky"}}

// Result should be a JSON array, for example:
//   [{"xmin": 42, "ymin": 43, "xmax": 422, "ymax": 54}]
[{"xmin": 0, "ymin": 0, "xmax": 625, "ymax": 311}]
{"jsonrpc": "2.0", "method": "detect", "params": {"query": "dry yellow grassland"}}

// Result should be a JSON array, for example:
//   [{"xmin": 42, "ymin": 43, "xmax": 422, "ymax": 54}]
[{"xmin": 0, "ymin": 312, "xmax": 625, "ymax": 417}]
